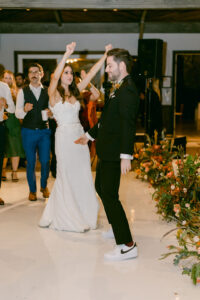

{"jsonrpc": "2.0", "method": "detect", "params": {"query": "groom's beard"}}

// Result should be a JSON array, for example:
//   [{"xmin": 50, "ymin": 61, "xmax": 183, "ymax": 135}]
[{"xmin": 107, "ymin": 69, "xmax": 120, "ymax": 82}]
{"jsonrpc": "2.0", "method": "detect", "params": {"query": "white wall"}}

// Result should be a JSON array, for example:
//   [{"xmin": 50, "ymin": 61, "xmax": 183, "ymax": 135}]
[{"xmin": 0, "ymin": 33, "xmax": 200, "ymax": 75}]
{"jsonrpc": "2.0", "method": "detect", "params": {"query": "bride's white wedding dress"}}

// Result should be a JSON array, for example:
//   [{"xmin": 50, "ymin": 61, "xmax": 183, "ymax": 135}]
[{"xmin": 39, "ymin": 100, "xmax": 99, "ymax": 232}]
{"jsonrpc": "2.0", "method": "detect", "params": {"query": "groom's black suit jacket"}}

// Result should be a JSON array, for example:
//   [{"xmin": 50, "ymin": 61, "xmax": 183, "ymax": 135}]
[{"xmin": 88, "ymin": 75, "xmax": 139, "ymax": 161}]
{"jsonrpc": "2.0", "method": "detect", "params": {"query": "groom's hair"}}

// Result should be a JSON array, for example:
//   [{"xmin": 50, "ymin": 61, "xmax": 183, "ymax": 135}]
[{"xmin": 107, "ymin": 48, "xmax": 133, "ymax": 74}]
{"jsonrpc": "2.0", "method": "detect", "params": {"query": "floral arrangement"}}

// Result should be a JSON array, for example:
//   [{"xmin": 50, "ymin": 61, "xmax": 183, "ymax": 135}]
[
  {"xmin": 161, "ymin": 208, "xmax": 200, "ymax": 285},
  {"xmin": 153, "ymin": 154, "xmax": 200, "ymax": 220},
  {"xmin": 133, "ymin": 140, "xmax": 200, "ymax": 284},
  {"xmin": 132, "ymin": 140, "xmax": 176, "ymax": 186}
]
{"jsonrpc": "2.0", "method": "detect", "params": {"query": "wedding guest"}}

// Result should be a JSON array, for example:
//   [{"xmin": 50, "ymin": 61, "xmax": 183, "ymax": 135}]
[
  {"xmin": 80, "ymin": 69, "xmax": 99, "ymax": 128},
  {"xmin": 15, "ymin": 63, "xmax": 51, "ymax": 201},
  {"xmin": 1, "ymin": 70, "xmax": 25, "ymax": 182},
  {"xmin": 15, "ymin": 73, "xmax": 25, "ymax": 89},
  {"xmin": 80, "ymin": 69, "xmax": 99, "ymax": 159},
  {"xmin": 15, "ymin": 73, "xmax": 27, "ymax": 169},
  {"xmin": 78, "ymin": 70, "xmax": 100, "ymax": 132},
  {"xmin": 41, "ymin": 72, "xmax": 57, "ymax": 178},
  {"xmin": 49, "ymin": 117, "xmax": 57, "ymax": 178},
  {"xmin": 0, "ymin": 81, "xmax": 15, "ymax": 204}
]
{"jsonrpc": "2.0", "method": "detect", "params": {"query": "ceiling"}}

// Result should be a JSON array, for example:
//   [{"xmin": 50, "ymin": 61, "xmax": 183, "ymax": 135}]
[
  {"xmin": 1, "ymin": 9, "xmax": 200, "ymax": 23},
  {"xmin": 1, "ymin": 9, "xmax": 200, "ymax": 33}
]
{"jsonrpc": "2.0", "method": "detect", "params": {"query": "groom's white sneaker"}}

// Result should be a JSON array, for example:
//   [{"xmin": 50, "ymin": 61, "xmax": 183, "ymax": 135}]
[
  {"xmin": 104, "ymin": 243, "xmax": 138, "ymax": 261},
  {"xmin": 102, "ymin": 228, "xmax": 115, "ymax": 239}
]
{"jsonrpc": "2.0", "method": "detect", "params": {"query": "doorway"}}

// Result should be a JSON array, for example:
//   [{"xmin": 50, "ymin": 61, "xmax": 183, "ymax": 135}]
[{"xmin": 173, "ymin": 51, "xmax": 200, "ymax": 136}]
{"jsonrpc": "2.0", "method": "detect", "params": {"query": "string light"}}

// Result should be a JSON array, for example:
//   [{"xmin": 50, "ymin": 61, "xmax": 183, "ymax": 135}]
[{"xmin": 66, "ymin": 58, "xmax": 78, "ymax": 63}]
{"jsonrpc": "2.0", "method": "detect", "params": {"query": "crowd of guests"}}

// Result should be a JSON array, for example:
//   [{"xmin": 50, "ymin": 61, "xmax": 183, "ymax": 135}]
[
  {"xmin": 0, "ymin": 64, "xmax": 100, "ymax": 205},
  {"xmin": 0, "ymin": 62, "xmax": 163, "ymax": 207},
  {"xmin": 0, "ymin": 44, "xmax": 164, "ymax": 262}
]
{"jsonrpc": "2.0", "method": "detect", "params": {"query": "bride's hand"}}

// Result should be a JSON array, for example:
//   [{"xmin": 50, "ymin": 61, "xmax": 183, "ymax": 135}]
[
  {"xmin": 74, "ymin": 134, "xmax": 89, "ymax": 145},
  {"xmin": 66, "ymin": 42, "xmax": 76, "ymax": 55},
  {"xmin": 105, "ymin": 44, "xmax": 112, "ymax": 53}
]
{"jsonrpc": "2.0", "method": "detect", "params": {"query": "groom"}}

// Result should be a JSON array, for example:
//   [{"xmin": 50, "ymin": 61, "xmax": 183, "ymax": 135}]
[{"xmin": 75, "ymin": 48, "xmax": 139, "ymax": 261}]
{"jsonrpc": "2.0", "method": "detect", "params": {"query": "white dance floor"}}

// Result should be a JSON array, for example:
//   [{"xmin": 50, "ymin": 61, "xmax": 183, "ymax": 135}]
[{"xmin": 0, "ymin": 171, "xmax": 199, "ymax": 300}]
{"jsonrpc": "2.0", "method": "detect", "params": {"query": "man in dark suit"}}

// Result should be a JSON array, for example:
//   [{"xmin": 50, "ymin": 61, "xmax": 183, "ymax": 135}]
[{"xmin": 75, "ymin": 48, "xmax": 139, "ymax": 261}]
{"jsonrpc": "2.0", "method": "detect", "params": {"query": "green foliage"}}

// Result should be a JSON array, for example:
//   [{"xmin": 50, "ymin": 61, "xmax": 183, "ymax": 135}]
[{"xmin": 134, "ymin": 142, "xmax": 200, "ymax": 284}]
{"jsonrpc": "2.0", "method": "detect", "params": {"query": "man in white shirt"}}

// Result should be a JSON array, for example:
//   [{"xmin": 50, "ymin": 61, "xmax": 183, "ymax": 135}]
[
  {"xmin": 15, "ymin": 63, "xmax": 51, "ymax": 201},
  {"xmin": 0, "ymin": 81, "xmax": 15, "ymax": 205}
]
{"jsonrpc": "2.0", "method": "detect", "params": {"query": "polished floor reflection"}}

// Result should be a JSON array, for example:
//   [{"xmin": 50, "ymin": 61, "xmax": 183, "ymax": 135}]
[{"xmin": 0, "ymin": 171, "xmax": 199, "ymax": 300}]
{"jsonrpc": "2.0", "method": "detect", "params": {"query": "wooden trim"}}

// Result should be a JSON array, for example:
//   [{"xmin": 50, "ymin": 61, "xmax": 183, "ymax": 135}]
[
  {"xmin": 1, "ymin": 0, "xmax": 200, "ymax": 9},
  {"xmin": 2, "ymin": 22, "xmax": 200, "ymax": 33}
]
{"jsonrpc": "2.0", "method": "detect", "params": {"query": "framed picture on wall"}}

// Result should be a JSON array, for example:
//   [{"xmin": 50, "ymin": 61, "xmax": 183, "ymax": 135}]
[{"xmin": 14, "ymin": 51, "xmax": 104, "ymax": 88}]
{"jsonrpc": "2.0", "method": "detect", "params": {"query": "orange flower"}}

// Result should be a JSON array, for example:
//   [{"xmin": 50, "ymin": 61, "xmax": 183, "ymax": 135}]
[
  {"xmin": 173, "ymin": 204, "xmax": 181, "ymax": 213},
  {"xmin": 114, "ymin": 83, "xmax": 121, "ymax": 89},
  {"xmin": 153, "ymin": 145, "xmax": 160, "ymax": 150},
  {"xmin": 167, "ymin": 171, "xmax": 174, "ymax": 178},
  {"xmin": 134, "ymin": 153, "xmax": 139, "ymax": 158},
  {"xmin": 143, "ymin": 162, "xmax": 151, "ymax": 167},
  {"xmin": 196, "ymin": 278, "xmax": 200, "ymax": 284},
  {"xmin": 135, "ymin": 169, "xmax": 141, "ymax": 175},
  {"xmin": 163, "ymin": 166, "xmax": 169, "ymax": 170}
]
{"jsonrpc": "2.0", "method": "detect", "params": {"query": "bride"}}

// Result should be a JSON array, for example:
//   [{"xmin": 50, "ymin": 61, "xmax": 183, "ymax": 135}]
[{"xmin": 39, "ymin": 42, "xmax": 111, "ymax": 232}]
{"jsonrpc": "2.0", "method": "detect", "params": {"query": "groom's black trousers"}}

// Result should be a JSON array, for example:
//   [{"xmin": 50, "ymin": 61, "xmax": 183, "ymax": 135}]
[{"xmin": 95, "ymin": 159, "xmax": 133, "ymax": 245}]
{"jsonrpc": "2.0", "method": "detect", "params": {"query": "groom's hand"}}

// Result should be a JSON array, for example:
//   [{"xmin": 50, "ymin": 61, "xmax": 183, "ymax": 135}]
[
  {"xmin": 121, "ymin": 159, "xmax": 131, "ymax": 175},
  {"xmin": 74, "ymin": 134, "xmax": 89, "ymax": 145}
]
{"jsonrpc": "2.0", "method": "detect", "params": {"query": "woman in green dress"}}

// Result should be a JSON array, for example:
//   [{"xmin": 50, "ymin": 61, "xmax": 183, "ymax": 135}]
[{"xmin": 1, "ymin": 70, "xmax": 25, "ymax": 182}]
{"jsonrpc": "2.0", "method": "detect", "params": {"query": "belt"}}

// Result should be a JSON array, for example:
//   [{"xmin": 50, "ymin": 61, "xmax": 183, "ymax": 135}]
[{"xmin": 23, "ymin": 127, "xmax": 46, "ymax": 130}]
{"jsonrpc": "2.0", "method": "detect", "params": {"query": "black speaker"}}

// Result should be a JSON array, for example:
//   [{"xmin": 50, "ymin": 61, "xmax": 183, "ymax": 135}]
[{"xmin": 138, "ymin": 39, "xmax": 163, "ymax": 78}]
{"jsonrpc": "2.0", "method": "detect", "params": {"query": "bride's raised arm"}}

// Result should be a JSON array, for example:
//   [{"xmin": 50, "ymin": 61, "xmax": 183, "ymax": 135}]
[
  {"xmin": 48, "ymin": 42, "xmax": 76, "ymax": 106},
  {"xmin": 77, "ymin": 44, "xmax": 112, "ymax": 93}
]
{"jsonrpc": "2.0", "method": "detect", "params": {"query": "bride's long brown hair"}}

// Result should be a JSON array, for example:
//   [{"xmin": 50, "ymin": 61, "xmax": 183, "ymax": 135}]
[{"xmin": 57, "ymin": 64, "xmax": 80, "ymax": 103}]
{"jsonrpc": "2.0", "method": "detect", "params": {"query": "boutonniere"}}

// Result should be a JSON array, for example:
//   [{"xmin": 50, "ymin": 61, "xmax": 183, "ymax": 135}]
[
  {"xmin": 110, "ymin": 80, "xmax": 123, "ymax": 98},
  {"xmin": 114, "ymin": 82, "xmax": 121, "ymax": 90},
  {"xmin": 113, "ymin": 80, "xmax": 123, "ymax": 91}
]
